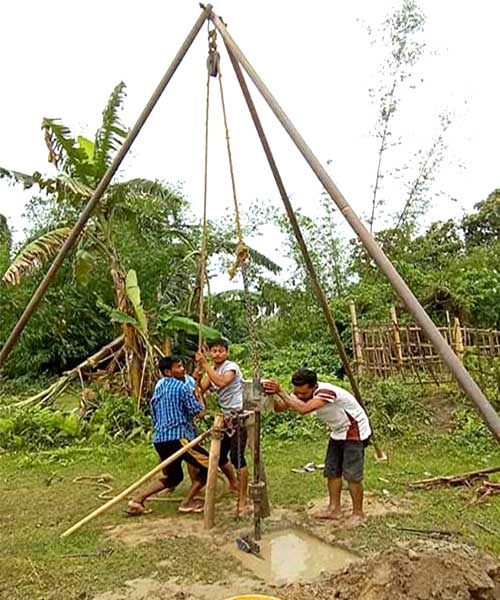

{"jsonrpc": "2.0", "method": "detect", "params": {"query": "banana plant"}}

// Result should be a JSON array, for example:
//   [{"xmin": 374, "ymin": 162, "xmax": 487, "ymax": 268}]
[{"xmin": 0, "ymin": 82, "xmax": 184, "ymax": 398}]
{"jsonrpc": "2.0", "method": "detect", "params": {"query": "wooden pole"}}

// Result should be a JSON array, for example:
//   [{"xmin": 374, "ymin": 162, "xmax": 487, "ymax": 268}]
[
  {"xmin": 349, "ymin": 301, "xmax": 364, "ymax": 377},
  {"xmin": 211, "ymin": 12, "xmax": 500, "ymax": 443},
  {"xmin": 390, "ymin": 306, "xmax": 403, "ymax": 369},
  {"xmin": 247, "ymin": 412, "xmax": 271, "ymax": 520},
  {"xmin": 453, "ymin": 317, "xmax": 464, "ymax": 361},
  {"xmin": 203, "ymin": 414, "xmax": 224, "ymax": 530},
  {"xmin": 60, "ymin": 428, "xmax": 212, "ymax": 539},
  {"xmin": 0, "ymin": 4, "xmax": 213, "ymax": 370},
  {"xmin": 225, "ymin": 46, "xmax": 388, "ymax": 459}
]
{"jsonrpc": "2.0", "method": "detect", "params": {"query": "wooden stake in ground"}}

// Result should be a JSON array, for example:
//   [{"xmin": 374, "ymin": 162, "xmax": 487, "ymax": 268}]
[
  {"xmin": 203, "ymin": 415, "xmax": 224, "ymax": 530},
  {"xmin": 390, "ymin": 305, "xmax": 404, "ymax": 369},
  {"xmin": 60, "ymin": 428, "xmax": 212, "ymax": 539}
]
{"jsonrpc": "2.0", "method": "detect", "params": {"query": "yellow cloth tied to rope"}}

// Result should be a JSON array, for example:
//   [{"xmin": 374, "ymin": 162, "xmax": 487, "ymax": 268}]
[{"xmin": 228, "ymin": 240, "xmax": 249, "ymax": 280}]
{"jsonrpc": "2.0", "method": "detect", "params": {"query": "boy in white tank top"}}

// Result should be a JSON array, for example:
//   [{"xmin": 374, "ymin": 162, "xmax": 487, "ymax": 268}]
[{"xmin": 264, "ymin": 368, "xmax": 371, "ymax": 523}]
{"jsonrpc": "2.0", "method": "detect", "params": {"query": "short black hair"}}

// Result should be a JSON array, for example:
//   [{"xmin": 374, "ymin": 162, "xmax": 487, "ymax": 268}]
[
  {"xmin": 291, "ymin": 368, "xmax": 318, "ymax": 387},
  {"xmin": 158, "ymin": 355, "xmax": 183, "ymax": 374},
  {"xmin": 208, "ymin": 338, "xmax": 229, "ymax": 350}
]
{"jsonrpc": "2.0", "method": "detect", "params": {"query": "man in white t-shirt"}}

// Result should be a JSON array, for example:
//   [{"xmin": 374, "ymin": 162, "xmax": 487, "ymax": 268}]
[
  {"xmin": 263, "ymin": 368, "xmax": 371, "ymax": 523},
  {"xmin": 195, "ymin": 339, "xmax": 249, "ymax": 514}
]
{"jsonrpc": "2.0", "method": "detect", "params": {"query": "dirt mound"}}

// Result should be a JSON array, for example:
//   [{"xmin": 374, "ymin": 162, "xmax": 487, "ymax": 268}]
[{"xmin": 284, "ymin": 542, "xmax": 500, "ymax": 600}]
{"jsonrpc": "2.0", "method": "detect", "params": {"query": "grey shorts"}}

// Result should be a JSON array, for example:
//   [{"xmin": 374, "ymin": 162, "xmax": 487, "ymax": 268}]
[{"xmin": 324, "ymin": 439, "xmax": 366, "ymax": 482}]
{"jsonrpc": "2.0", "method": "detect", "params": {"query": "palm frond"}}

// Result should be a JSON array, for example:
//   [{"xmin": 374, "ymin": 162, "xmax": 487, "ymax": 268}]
[
  {"xmin": 156, "ymin": 310, "xmax": 221, "ymax": 340},
  {"xmin": 94, "ymin": 82, "xmax": 128, "ymax": 175},
  {"xmin": 0, "ymin": 214, "xmax": 11, "ymax": 274},
  {"xmin": 108, "ymin": 179, "xmax": 182, "ymax": 210},
  {"xmin": 2, "ymin": 226, "xmax": 71, "ymax": 285},
  {"xmin": 0, "ymin": 166, "xmax": 41, "ymax": 189},
  {"xmin": 55, "ymin": 174, "xmax": 93, "ymax": 198},
  {"xmin": 42, "ymin": 118, "xmax": 89, "ymax": 173},
  {"xmin": 77, "ymin": 136, "xmax": 95, "ymax": 163},
  {"xmin": 96, "ymin": 298, "xmax": 139, "ymax": 327}
]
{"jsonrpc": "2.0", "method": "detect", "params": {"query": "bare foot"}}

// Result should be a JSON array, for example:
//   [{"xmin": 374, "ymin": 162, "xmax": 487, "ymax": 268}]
[
  {"xmin": 126, "ymin": 500, "xmax": 150, "ymax": 516},
  {"xmin": 313, "ymin": 508, "xmax": 343, "ymax": 520},
  {"xmin": 235, "ymin": 503, "xmax": 252, "ymax": 517},
  {"xmin": 346, "ymin": 513, "xmax": 366, "ymax": 527}
]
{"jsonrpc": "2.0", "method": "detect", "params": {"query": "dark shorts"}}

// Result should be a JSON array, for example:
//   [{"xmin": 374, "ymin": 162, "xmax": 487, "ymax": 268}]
[
  {"xmin": 324, "ymin": 439, "xmax": 366, "ymax": 482},
  {"xmin": 154, "ymin": 439, "xmax": 209, "ymax": 489},
  {"xmin": 219, "ymin": 417, "xmax": 247, "ymax": 470}
]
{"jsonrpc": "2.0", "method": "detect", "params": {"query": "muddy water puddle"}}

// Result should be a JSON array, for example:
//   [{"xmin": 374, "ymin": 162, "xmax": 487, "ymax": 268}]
[{"xmin": 226, "ymin": 528, "xmax": 358, "ymax": 585}]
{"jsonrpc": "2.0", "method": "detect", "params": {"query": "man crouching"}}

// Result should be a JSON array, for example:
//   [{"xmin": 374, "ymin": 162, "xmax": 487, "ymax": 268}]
[{"xmin": 264, "ymin": 368, "xmax": 371, "ymax": 523}]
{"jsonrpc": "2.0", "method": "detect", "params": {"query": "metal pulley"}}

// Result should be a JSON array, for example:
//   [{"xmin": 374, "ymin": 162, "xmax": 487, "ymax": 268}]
[{"xmin": 206, "ymin": 28, "xmax": 220, "ymax": 77}]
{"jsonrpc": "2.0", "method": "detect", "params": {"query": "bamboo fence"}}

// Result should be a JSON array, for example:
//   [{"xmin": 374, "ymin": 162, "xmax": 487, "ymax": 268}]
[{"xmin": 350, "ymin": 304, "xmax": 500, "ymax": 389}]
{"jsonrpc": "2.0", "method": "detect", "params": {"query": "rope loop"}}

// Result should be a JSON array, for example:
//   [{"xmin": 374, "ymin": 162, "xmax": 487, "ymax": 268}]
[{"xmin": 206, "ymin": 28, "xmax": 220, "ymax": 77}]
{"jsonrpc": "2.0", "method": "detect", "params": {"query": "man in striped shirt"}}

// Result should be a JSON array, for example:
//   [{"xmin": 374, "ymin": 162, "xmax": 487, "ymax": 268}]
[
  {"xmin": 263, "ymin": 368, "xmax": 371, "ymax": 523},
  {"xmin": 127, "ymin": 356, "xmax": 209, "ymax": 515}
]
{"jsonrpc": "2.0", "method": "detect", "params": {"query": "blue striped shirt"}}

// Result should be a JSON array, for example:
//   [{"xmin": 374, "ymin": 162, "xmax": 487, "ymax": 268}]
[{"xmin": 151, "ymin": 377, "xmax": 203, "ymax": 443}]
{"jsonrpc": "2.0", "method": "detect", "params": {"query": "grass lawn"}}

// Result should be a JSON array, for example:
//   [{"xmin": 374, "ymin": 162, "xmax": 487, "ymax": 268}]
[{"xmin": 1, "ymin": 434, "xmax": 500, "ymax": 599}]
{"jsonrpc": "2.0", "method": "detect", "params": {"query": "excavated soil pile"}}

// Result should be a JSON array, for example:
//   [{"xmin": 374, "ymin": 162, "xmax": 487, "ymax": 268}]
[{"xmin": 283, "ymin": 543, "xmax": 500, "ymax": 600}]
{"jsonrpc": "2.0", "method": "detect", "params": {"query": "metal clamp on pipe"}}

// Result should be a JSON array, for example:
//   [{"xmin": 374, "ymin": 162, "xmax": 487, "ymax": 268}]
[{"xmin": 249, "ymin": 481, "xmax": 266, "ymax": 506}]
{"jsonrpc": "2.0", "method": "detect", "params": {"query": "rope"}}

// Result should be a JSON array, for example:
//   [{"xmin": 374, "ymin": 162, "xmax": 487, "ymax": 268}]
[
  {"xmin": 197, "ymin": 27, "xmax": 216, "ymax": 351},
  {"xmin": 215, "ymin": 44, "xmax": 260, "ymax": 380},
  {"xmin": 217, "ymin": 59, "xmax": 249, "ymax": 280},
  {"xmin": 71, "ymin": 473, "xmax": 227, "ymax": 502}
]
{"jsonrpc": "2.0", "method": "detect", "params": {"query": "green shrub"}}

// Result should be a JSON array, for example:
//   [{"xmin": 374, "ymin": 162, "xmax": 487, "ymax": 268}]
[
  {"xmin": 259, "ymin": 340, "xmax": 342, "ymax": 384},
  {"xmin": 262, "ymin": 410, "xmax": 324, "ymax": 441},
  {"xmin": 451, "ymin": 408, "xmax": 496, "ymax": 453},
  {"xmin": 0, "ymin": 407, "xmax": 86, "ymax": 451},
  {"xmin": 88, "ymin": 392, "xmax": 150, "ymax": 443},
  {"xmin": 362, "ymin": 377, "xmax": 431, "ymax": 437}
]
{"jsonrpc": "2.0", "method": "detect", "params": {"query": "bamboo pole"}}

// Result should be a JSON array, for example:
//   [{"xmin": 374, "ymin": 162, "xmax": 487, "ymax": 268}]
[
  {"xmin": 211, "ymin": 12, "xmax": 500, "ymax": 443},
  {"xmin": 0, "ymin": 5, "xmax": 213, "ymax": 370},
  {"xmin": 225, "ymin": 47, "xmax": 387, "ymax": 460},
  {"xmin": 60, "ymin": 428, "xmax": 212, "ymax": 539},
  {"xmin": 453, "ymin": 317, "xmax": 464, "ymax": 361},
  {"xmin": 390, "ymin": 306, "xmax": 403, "ymax": 369},
  {"xmin": 203, "ymin": 414, "xmax": 224, "ymax": 530},
  {"xmin": 349, "ymin": 301, "xmax": 364, "ymax": 377}
]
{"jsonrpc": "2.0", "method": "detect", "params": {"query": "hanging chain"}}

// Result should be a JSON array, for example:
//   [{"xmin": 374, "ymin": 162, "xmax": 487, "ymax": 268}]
[
  {"xmin": 241, "ymin": 265, "xmax": 261, "ymax": 380},
  {"xmin": 213, "ymin": 30, "xmax": 260, "ymax": 381},
  {"xmin": 197, "ymin": 26, "xmax": 219, "ymax": 351}
]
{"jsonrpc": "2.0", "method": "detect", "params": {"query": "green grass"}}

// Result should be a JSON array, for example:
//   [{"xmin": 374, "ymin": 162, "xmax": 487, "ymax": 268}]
[{"xmin": 1, "ymin": 435, "xmax": 500, "ymax": 599}]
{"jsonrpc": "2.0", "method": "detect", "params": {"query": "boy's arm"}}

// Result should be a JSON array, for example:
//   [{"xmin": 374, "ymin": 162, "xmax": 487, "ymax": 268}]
[
  {"xmin": 273, "ymin": 397, "xmax": 289, "ymax": 413},
  {"xmin": 195, "ymin": 352, "xmax": 236, "ymax": 389}
]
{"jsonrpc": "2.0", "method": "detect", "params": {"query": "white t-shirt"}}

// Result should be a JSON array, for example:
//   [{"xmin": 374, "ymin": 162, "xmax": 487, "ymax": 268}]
[
  {"xmin": 311, "ymin": 382, "xmax": 371, "ymax": 441},
  {"xmin": 212, "ymin": 360, "xmax": 243, "ymax": 415}
]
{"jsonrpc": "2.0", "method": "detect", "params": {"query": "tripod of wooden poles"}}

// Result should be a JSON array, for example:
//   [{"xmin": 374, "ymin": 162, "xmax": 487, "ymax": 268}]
[{"xmin": 1, "ymin": 3, "xmax": 498, "ymax": 543}]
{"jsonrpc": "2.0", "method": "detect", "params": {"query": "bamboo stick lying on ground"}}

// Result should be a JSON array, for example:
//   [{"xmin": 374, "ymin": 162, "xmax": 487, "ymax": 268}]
[
  {"xmin": 409, "ymin": 466, "xmax": 500, "ymax": 488},
  {"xmin": 60, "ymin": 428, "xmax": 212, "ymax": 539}
]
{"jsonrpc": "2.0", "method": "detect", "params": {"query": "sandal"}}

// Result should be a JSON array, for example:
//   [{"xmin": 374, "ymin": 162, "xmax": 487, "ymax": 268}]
[
  {"xmin": 126, "ymin": 500, "xmax": 151, "ymax": 516},
  {"xmin": 177, "ymin": 504, "xmax": 204, "ymax": 513},
  {"xmin": 291, "ymin": 462, "xmax": 325, "ymax": 473}
]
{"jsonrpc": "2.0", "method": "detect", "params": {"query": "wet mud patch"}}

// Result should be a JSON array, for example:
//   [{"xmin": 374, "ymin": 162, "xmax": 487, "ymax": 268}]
[{"xmin": 225, "ymin": 527, "xmax": 358, "ymax": 585}]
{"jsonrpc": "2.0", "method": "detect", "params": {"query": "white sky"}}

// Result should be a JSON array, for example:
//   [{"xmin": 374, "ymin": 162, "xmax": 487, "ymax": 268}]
[{"xmin": 1, "ymin": 1, "xmax": 499, "ymax": 285}]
